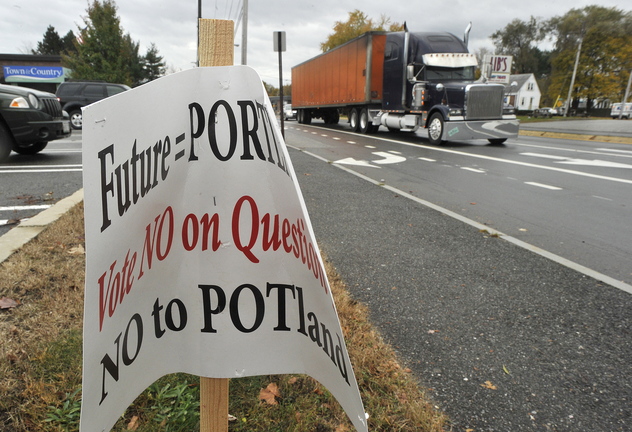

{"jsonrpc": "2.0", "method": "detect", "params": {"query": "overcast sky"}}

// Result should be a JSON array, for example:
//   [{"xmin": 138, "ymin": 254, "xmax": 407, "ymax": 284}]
[{"xmin": 1, "ymin": 0, "xmax": 627, "ymax": 86}]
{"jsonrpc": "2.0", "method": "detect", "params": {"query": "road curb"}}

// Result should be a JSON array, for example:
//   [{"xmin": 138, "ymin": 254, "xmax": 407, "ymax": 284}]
[
  {"xmin": 519, "ymin": 129, "xmax": 632, "ymax": 145},
  {"xmin": 0, "ymin": 189, "xmax": 84, "ymax": 264}
]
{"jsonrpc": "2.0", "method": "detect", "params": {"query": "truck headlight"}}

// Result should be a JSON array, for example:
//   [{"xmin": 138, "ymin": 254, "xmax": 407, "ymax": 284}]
[{"xmin": 449, "ymin": 108, "xmax": 463, "ymax": 116}]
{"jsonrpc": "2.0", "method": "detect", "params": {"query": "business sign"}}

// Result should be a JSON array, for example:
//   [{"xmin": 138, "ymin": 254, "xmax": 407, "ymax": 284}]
[
  {"xmin": 484, "ymin": 55, "xmax": 513, "ymax": 84},
  {"xmin": 80, "ymin": 66, "xmax": 367, "ymax": 432},
  {"xmin": 2, "ymin": 66, "xmax": 66, "ymax": 83}
]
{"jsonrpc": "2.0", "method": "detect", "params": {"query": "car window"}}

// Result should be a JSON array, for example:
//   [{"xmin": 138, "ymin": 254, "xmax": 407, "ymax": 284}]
[
  {"xmin": 84, "ymin": 85, "xmax": 104, "ymax": 98},
  {"xmin": 57, "ymin": 83, "xmax": 80, "ymax": 96},
  {"xmin": 106, "ymin": 85, "xmax": 127, "ymax": 96}
]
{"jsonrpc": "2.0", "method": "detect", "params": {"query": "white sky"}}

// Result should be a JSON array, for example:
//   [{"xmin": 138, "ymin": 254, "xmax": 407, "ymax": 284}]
[{"xmin": 1, "ymin": 0, "xmax": 627, "ymax": 86}]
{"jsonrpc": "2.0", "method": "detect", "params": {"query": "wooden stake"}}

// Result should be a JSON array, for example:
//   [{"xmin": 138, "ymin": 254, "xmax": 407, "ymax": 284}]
[
  {"xmin": 197, "ymin": 18, "xmax": 234, "ymax": 432},
  {"xmin": 198, "ymin": 19, "xmax": 235, "ymax": 67}
]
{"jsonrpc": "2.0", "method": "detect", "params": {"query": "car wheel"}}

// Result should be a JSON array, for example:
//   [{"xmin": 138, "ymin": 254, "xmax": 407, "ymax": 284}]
[
  {"xmin": 12, "ymin": 141, "xmax": 48, "ymax": 155},
  {"xmin": 0, "ymin": 122, "xmax": 13, "ymax": 163},
  {"xmin": 69, "ymin": 110, "xmax": 83, "ymax": 130},
  {"xmin": 427, "ymin": 113, "xmax": 445, "ymax": 145}
]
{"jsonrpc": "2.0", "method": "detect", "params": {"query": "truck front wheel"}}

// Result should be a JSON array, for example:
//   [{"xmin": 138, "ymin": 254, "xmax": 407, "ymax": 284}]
[{"xmin": 427, "ymin": 113, "xmax": 445, "ymax": 145}]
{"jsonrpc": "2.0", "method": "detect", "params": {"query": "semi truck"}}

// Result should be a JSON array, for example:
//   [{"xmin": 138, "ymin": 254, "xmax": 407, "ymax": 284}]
[{"xmin": 291, "ymin": 25, "xmax": 519, "ymax": 145}]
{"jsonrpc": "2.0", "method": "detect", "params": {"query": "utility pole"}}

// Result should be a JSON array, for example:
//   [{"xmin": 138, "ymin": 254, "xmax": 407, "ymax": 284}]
[
  {"xmin": 564, "ymin": 36, "xmax": 583, "ymax": 117},
  {"xmin": 619, "ymin": 70, "xmax": 632, "ymax": 119},
  {"xmin": 241, "ymin": 0, "xmax": 248, "ymax": 64}
]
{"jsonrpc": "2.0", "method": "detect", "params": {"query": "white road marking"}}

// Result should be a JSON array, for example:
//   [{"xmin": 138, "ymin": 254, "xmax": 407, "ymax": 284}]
[
  {"xmin": 521, "ymin": 152, "xmax": 632, "ymax": 169},
  {"xmin": 418, "ymin": 157, "xmax": 436, "ymax": 162},
  {"xmin": 525, "ymin": 182, "xmax": 562, "ymax": 190},
  {"xmin": 333, "ymin": 157, "xmax": 378, "ymax": 168},
  {"xmin": 372, "ymin": 152, "xmax": 406, "ymax": 165},
  {"xmin": 0, "ymin": 205, "xmax": 52, "ymax": 211},
  {"xmin": 0, "ymin": 168, "xmax": 83, "ymax": 173},
  {"xmin": 461, "ymin": 167, "xmax": 486, "ymax": 173}
]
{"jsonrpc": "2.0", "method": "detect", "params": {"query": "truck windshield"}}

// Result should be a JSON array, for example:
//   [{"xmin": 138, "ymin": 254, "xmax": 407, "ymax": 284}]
[{"xmin": 426, "ymin": 66, "xmax": 475, "ymax": 81}]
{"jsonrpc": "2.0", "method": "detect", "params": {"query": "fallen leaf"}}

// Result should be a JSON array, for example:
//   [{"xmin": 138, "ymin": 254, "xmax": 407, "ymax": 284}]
[
  {"xmin": 126, "ymin": 415, "xmax": 139, "ymax": 431},
  {"xmin": 503, "ymin": 365, "xmax": 511, "ymax": 375},
  {"xmin": 259, "ymin": 382, "xmax": 280, "ymax": 405},
  {"xmin": 0, "ymin": 297, "xmax": 19, "ymax": 309},
  {"xmin": 481, "ymin": 380, "xmax": 497, "ymax": 390},
  {"xmin": 288, "ymin": 377, "xmax": 298, "ymax": 385},
  {"xmin": 68, "ymin": 245, "xmax": 85, "ymax": 255}
]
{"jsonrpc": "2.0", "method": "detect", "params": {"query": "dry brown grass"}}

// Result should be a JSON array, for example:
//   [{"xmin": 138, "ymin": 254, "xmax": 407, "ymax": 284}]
[{"xmin": 0, "ymin": 201, "xmax": 447, "ymax": 431}]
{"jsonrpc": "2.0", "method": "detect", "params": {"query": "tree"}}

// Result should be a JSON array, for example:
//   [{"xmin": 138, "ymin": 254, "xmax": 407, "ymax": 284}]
[
  {"xmin": 490, "ymin": 17, "xmax": 549, "ymax": 76},
  {"xmin": 62, "ymin": 0, "xmax": 165, "ymax": 86},
  {"xmin": 32, "ymin": 25, "xmax": 77, "ymax": 55},
  {"xmin": 547, "ymin": 6, "xmax": 632, "ymax": 109},
  {"xmin": 321, "ymin": 10, "xmax": 404, "ymax": 52}
]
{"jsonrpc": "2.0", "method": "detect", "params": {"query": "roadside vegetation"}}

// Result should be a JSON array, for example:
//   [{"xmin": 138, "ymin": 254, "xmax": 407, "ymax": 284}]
[{"xmin": 0, "ymin": 202, "xmax": 447, "ymax": 432}]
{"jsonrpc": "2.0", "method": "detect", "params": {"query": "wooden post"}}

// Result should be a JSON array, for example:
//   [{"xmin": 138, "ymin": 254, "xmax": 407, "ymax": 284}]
[{"xmin": 197, "ymin": 18, "xmax": 234, "ymax": 432}]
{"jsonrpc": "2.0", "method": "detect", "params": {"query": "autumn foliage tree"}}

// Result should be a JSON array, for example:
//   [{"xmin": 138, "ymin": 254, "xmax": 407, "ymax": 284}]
[
  {"xmin": 547, "ymin": 6, "xmax": 632, "ymax": 108},
  {"xmin": 320, "ymin": 10, "xmax": 404, "ymax": 52}
]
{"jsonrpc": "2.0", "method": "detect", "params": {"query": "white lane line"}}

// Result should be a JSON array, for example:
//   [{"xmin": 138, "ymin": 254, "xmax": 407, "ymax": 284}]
[
  {"xmin": 0, "ymin": 168, "xmax": 83, "ymax": 173},
  {"xmin": 524, "ymin": 182, "xmax": 562, "ymax": 190},
  {"xmin": 461, "ymin": 167, "xmax": 486, "ymax": 173},
  {"xmin": 0, "ymin": 164, "xmax": 82, "ymax": 169},
  {"xmin": 0, "ymin": 205, "xmax": 52, "ymax": 211},
  {"xmin": 418, "ymin": 157, "xmax": 436, "ymax": 162}
]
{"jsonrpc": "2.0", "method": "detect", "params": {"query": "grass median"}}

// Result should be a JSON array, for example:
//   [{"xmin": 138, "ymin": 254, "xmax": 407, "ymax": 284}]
[{"xmin": 0, "ymin": 201, "xmax": 447, "ymax": 432}]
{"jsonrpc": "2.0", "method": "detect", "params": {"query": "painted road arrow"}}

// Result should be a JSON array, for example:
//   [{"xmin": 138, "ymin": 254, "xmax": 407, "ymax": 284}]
[
  {"xmin": 521, "ymin": 152, "xmax": 632, "ymax": 169},
  {"xmin": 334, "ymin": 151, "xmax": 406, "ymax": 168}
]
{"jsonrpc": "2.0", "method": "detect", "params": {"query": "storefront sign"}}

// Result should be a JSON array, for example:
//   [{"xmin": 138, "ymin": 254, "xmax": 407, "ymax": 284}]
[{"xmin": 3, "ymin": 65, "xmax": 66, "ymax": 83}]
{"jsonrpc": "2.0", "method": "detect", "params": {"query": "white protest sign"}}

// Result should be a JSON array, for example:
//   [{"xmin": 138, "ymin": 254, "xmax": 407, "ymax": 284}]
[
  {"xmin": 80, "ymin": 66, "xmax": 368, "ymax": 432},
  {"xmin": 485, "ymin": 55, "xmax": 513, "ymax": 83}
]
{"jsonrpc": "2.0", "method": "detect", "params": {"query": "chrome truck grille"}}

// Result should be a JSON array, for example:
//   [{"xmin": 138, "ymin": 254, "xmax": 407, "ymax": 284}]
[{"xmin": 465, "ymin": 84, "xmax": 504, "ymax": 120}]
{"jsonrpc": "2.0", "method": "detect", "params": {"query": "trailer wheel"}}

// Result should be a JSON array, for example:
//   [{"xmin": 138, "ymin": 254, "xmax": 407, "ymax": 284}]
[
  {"xmin": 427, "ymin": 113, "xmax": 445, "ymax": 145},
  {"xmin": 349, "ymin": 108, "xmax": 360, "ymax": 132},
  {"xmin": 299, "ymin": 109, "xmax": 311, "ymax": 125},
  {"xmin": 359, "ymin": 108, "xmax": 370, "ymax": 134}
]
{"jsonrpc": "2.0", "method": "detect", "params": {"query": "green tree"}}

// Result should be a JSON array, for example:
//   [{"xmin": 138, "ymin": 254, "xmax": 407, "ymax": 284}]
[
  {"xmin": 32, "ymin": 25, "xmax": 77, "ymax": 55},
  {"xmin": 547, "ymin": 6, "xmax": 632, "ymax": 109},
  {"xmin": 321, "ymin": 10, "xmax": 404, "ymax": 52},
  {"xmin": 490, "ymin": 17, "xmax": 549, "ymax": 76},
  {"xmin": 142, "ymin": 43, "xmax": 166, "ymax": 84},
  {"xmin": 62, "ymin": 0, "xmax": 165, "ymax": 86}
]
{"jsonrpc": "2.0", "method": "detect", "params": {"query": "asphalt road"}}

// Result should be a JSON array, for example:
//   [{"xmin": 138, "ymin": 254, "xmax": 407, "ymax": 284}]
[
  {"xmin": 0, "ymin": 131, "xmax": 83, "ymax": 236},
  {"xmin": 284, "ymin": 122, "xmax": 632, "ymax": 288},
  {"xmin": 288, "ymin": 143, "xmax": 631, "ymax": 431}
]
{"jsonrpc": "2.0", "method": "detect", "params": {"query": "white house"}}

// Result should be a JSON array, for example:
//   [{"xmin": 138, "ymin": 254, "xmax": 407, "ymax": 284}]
[{"xmin": 503, "ymin": 73, "xmax": 541, "ymax": 112}]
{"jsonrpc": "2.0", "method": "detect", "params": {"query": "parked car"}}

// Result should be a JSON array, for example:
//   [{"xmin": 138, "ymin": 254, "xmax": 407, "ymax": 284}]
[
  {"xmin": 0, "ymin": 84, "xmax": 70, "ymax": 163},
  {"xmin": 610, "ymin": 102, "xmax": 631, "ymax": 119},
  {"xmin": 56, "ymin": 81, "xmax": 130, "ymax": 130},
  {"xmin": 283, "ymin": 104, "xmax": 297, "ymax": 121},
  {"xmin": 533, "ymin": 107, "xmax": 557, "ymax": 118}
]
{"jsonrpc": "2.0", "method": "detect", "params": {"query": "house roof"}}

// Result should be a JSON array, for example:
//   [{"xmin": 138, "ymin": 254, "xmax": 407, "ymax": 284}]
[{"xmin": 503, "ymin": 73, "xmax": 534, "ymax": 92}]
